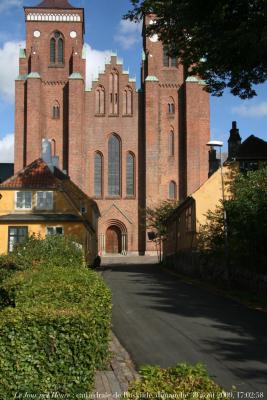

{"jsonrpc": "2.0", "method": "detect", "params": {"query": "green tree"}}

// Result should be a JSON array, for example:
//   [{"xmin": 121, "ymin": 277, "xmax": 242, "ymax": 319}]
[
  {"xmin": 146, "ymin": 200, "xmax": 179, "ymax": 262},
  {"xmin": 198, "ymin": 166, "xmax": 267, "ymax": 273},
  {"xmin": 126, "ymin": 0, "xmax": 267, "ymax": 99}
]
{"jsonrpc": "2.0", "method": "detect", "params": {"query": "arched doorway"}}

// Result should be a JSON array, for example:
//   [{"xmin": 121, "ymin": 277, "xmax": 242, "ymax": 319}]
[{"xmin": 106, "ymin": 225, "xmax": 122, "ymax": 254}]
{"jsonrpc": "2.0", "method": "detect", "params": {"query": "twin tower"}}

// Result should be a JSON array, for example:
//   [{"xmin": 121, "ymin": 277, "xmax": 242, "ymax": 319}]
[{"xmin": 14, "ymin": 0, "xmax": 210, "ymax": 255}]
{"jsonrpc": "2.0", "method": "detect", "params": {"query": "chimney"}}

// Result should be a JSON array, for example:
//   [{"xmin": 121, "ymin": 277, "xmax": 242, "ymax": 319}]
[
  {"xmin": 228, "ymin": 121, "xmax": 242, "ymax": 161},
  {"xmin": 208, "ymin": 147, "xmax": 220, "ymax": 177},
  {"xmin": 41, "ymin": 139, "xmax": 54, "ymax": 172}
]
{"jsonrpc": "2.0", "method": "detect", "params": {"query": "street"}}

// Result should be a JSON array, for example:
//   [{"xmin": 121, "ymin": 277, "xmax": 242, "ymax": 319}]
[{"xmin": 102, "ymin": 259, "xmax": 267, "ymax": 394}]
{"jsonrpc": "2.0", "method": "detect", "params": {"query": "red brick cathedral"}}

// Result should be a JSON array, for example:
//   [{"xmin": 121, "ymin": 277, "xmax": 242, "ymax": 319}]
[{"xmin": 14, "ymin": 0, "xmax": 210, "ymax": 255}]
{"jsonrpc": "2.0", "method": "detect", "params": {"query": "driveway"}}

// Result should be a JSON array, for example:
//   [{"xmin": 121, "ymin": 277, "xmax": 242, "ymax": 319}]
[{"xmin": 101, "ymin": 260, "xmax": 267, "ymax": 394}]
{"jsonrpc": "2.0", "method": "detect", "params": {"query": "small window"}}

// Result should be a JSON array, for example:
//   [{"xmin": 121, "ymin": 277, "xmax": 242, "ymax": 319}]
[
  {"xmin": 168, "ymin": 103, "xmax": 175, "ymax": 114},
  {"xmin": 186, "ymin": 206, "xmax": 193, "ymax": 232},
  {"xmin": 8, "ymin": 226, "xmax": 28, "ymax": 252},
  {"xmin": 169, "ymin": 131, "xmax": 174, "ymax": 156},
  {"xmin": 52, "ymin": 104, "xmax": 60, "ymax": 119},
  {"xmin": 94, "ymin": 152, "xmax": 103, "ymax": 197},
  {"xmin": 36, "ymin": 192, "xmax": 53, "ymax": 210},
  {"xmin": 163, "ymin": 46, "xmax": 177, "ymax": 68},
  {"xmin": 47, "ymin": 226, "xmax": 64, "ymax": 235},
  {"xmin": 50, "ymin": 38, "xmax": 56, "ymax": 64},
  {"xmin": 169, "ymin": 181, "xmax": 177, "ymax": 200},
  {"xmin": 16, "ymin": 192, "xmax": 32, "ymax": 209}
]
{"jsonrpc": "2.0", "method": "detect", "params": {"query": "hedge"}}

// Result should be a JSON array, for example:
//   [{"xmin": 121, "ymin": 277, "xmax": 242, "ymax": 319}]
[
  {"xmin": 0, "ymin": 263, "xmax": 112, "ymax": 397},
  {"xmin": 124, "ymin": 364, "xmax": 232, "ymax": 400}
]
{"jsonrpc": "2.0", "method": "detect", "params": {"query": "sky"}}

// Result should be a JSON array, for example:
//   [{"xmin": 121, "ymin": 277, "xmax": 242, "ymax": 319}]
[{"xmin": 0, "ymin": 0, "xmax": 267, "ymax": 163}]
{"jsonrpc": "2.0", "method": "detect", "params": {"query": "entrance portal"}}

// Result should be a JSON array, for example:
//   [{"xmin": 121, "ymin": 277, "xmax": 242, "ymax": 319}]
[{"xmin": 106, "ymin": 226, "xmax": 122, "ymax": 254}]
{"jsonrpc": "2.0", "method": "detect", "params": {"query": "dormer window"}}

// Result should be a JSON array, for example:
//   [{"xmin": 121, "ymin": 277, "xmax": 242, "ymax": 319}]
[
  {"xmin": 50, "ymin": 31, "xmax": 64, "ymax": 65},
  {"xmin": 36, "ymin": 192, "xmax": 53, "ymax": 211},
  {"xmin": 15, "ymin": 192, "xmax": 32, "ymax": 210}
]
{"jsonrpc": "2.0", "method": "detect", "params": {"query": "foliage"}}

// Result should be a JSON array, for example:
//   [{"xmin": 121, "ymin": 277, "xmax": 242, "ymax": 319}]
[
  {"xmin": 0, "ymin": 265, "xmax": 112, "ymax": 397},
  {"xmin": 124, "ymin": 363, "xmax": 231, "ymax": 399},
  {"xmin": 126, "ymin": 0, "xmax": 267, "ymax": 99},
  {"xmin": 146, "ymin": 200, "xmax": 179, "ymax": 241},
  {"xmin": 198, "ymin": 167, "xmax": 267, "ymax": 273},
  {"xmin": 0, "ymin": 234, "xmax": 112, "ymax": 396},
  {"xmin": 10, "ymin": 233, "xmax": 85, "ymax": 270}
]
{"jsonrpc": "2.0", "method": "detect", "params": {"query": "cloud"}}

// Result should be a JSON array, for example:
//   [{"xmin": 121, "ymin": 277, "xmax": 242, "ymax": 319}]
[
  {"xmin": 0, "ymin": 40, "xmax": 25, "ymax": 101},
  {"xmin": 84, "ymin": 44, "xmax": 113, "ymax": 88},
  {"xmin": 0, "ymin": 134, "xmax": 14, "ymax": 163},
  {"xmin": 114, "ymin": 20, "xmax": 142, "ymax": 50},
  {"xmin": 232, "ymin": 102, "xmax": 267, "ymax": 117},
  {"xmin": 0, "ymin": 0, "xmax": 22, "ymax": 13}
]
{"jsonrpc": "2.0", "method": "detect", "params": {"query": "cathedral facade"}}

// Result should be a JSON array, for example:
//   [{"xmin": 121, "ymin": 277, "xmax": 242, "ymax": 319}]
[{"xmin": 14, "ymin": 0, "xmax": 210, "ymax": 255}]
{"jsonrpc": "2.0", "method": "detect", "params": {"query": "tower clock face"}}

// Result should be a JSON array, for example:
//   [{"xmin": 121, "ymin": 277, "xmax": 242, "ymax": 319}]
[
  {"xmin": 70, "ymin": 31, "xmax": 77, "ymax": 38},
  {"xmin": 33, "ymin": 30, "xmax": 41, "ymax": 38}
]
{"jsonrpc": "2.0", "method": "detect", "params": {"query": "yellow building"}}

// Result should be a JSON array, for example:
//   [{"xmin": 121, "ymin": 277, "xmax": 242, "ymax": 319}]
[{"xmin": 0, "ymin": 158, "xmax": 99, "ymax": 263}]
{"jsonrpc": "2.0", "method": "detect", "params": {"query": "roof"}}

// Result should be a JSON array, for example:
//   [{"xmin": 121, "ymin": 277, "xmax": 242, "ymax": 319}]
[
  {"xmin": 0, "ymin": 214, "xmax": 82, "ymax": 222},
  {"xmin": 0, "ymin": 159, "xmax": 67, "ymax": 189},
  {"xmin": 36, "ymin": 0, "xmax": 74, "ymax": 8},
  {"xmin": 236, "ymin": 135, "xmax": 267, "ymax": 160}
]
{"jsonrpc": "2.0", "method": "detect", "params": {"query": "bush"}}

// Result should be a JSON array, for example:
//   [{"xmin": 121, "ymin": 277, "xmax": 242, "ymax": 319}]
[
  {"xmin": 0, "ymin": 264, "xmax": 112, "ymax": 397},
  {"xmin": 11, "ymin": 234, "xmax": 85, "ymax": 270},
  {"xmin": 124, "ymin": 364, "xmax": 231, "ymax": 400}
]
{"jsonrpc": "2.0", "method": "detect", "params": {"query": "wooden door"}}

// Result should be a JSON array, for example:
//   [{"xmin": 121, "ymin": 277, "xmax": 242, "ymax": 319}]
[{"xmin": 106, "ymin": 226, "xmax": 122, "ymax": 254}]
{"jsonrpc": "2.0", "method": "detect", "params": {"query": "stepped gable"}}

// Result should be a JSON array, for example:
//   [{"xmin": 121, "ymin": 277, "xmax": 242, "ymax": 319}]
[
  {"xmin": 0, "ymin": 159, "xmax": 67, "ymax": 189},
  {"xmin": 236, "ymin": 135, "xmax": 267, "ymax": 160},
  {"xmin": 36, "ymin": 0, "xmax": 74, "ymax": 9}
]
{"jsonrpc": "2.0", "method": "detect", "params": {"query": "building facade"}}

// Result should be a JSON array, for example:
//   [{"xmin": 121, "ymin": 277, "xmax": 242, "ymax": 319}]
[{"xmin": 14, "ymin": 0, "xmax": 210, "ymax": 255}]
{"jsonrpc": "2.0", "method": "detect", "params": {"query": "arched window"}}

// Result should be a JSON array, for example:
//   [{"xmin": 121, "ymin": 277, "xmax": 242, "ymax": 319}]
[
  {"xmin": 94, "ymin": 152, "xmax": 103, "ymax": 197},
  {"xmin": 168, "ymin": 98, "xmax": 175, "ymax": 114},
  {"xmin": 50, "ymin": 31, "xmax": 64, "ymax": 64},
  {"xmin": 50, "ymin": 38, "xmax": 56, "ymax": 64},
  {"xmin": 108, "ymin": 134, "xmax": 121, "ymax": 196},
  {"xmin": 51, "ymin": 139, "xmax": 56, "ymax": 156},
  {"xmin": 163, "ymin": 46, "xmax": 177, "ymax": 68},
  {"xmin": 123, "ymin": 87, "xmax": 133, "ymax": 115},
  {"xmin": 52, "ymin": 102, "xmax": 60, "ymax": 119},
  {"xmin": 126, "ymin": 152, "xmax": 135, "ymax": 197},
  {"xmin": 109, "ymin": 70, "xmax": 119, "ymax": 115},
  {"xmin": 95, "ymin": 86, "xmax": 105, "ymax": 115},
  {"xmin": 169, "ymin": 181, "xmax": 177, "ymax": 200},
  {"xmin": 169, "ymin": 131, "xmax": 174, "ymax": 156}
]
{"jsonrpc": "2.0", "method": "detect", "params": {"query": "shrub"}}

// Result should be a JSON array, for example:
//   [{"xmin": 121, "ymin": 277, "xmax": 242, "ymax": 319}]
[
  {"xmin": 0, "ymin": 264, "xmax": 112, "ymax": 397},
  {"xmin": 124, "ymin": 364, "xmax": 231, "ymax": 400},
  {"xmin": 11, "ymin": 234, "xmax": 85, "ymax": 270}
]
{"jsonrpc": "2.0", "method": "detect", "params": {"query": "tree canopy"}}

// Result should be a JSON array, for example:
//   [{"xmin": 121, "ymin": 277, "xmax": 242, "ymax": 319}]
[{"xmin": 126, "ymin": 0, "xmax": 267, "ymax": 99}]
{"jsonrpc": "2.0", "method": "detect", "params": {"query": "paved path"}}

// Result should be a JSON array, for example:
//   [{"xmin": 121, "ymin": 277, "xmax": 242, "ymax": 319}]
[{"xmin": 101, "ymin": 259, "xmax": 267, "ymax": 395}]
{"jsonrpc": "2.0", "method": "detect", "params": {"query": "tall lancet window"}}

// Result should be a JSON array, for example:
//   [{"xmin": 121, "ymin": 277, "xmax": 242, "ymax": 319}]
[
  {"xmin": 123, "ymin": 87, "xmax": 133, "ymax": 115},
  {"xmin": 109, "ymin": 70, "xmax": 119, "ymax": 115},
  {"xmin": 126, "ymin": 152, "xmax": 135, "ymax": 197},
  {"xmin": 50, "ymin": 31, "xmax": 64, "ymax": 64},
  {"xmin": 94, "ymin": 152, "xmax": 103, "ymax": 197},
  {"xmin": 108, "ymin": 134, "xmax": 121, "ymax": 196},
  {"xmin": 95, "ymin": 86, "xmax": 105, "ymax": 115}
]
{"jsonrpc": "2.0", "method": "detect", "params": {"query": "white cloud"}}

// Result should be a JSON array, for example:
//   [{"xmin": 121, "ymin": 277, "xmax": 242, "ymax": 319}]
[
  {"xmin": 84, "ymin": 43, "xmax": 113, "ymax": 88},
  {"xmin": 114, "ymin": 20, "xmax": 142, "ymax": 50},
  {"xmin": 0, "ymin": 40, "xmax": 25, "ymax": 101},
  {"xmin": 232, "ymin": 102, "xmax": 267, "ymax": 117},
  {"xmin": 0, "ymin": 0, "xmax": 22, "ymax": 13},
  {"xmin": 0, "ymin": 134, "xmax": 14, "ymax": 163}
]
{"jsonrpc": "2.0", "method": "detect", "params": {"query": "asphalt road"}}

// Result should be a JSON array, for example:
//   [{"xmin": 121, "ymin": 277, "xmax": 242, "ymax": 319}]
[{"xmin": 101, "ymin": 261, "xmax": 267, "ymax": 395}]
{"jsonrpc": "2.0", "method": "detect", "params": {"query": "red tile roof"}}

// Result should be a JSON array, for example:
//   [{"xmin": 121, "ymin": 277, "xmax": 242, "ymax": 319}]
[
  {"xmin": 0, "ymin": 159, "xmax": 67, "ymax": 189},
  {"xmin": 36, "ymin": 0, "xmax": 74, "ymax": 9}
]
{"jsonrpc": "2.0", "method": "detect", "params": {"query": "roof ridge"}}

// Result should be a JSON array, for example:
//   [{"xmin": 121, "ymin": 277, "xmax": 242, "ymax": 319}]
[{"xmin": 35, "ymin": 0, "xmax": 75, "ymax": 9}]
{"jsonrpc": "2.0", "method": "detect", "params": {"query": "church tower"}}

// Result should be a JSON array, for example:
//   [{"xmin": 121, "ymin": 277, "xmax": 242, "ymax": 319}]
[
  {"xmin": 142, "ymin": 15, "xmax": 210, "ymax": 207},
  {"xmin": 14, "ymin": 0, "xmax": 85, "ymax": 186}
]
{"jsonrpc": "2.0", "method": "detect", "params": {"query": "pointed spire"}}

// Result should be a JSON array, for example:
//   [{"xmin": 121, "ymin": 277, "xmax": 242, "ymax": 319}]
[{"xmin": 36, "ymin": 0, "xmax": 74, "ymax": 9}]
